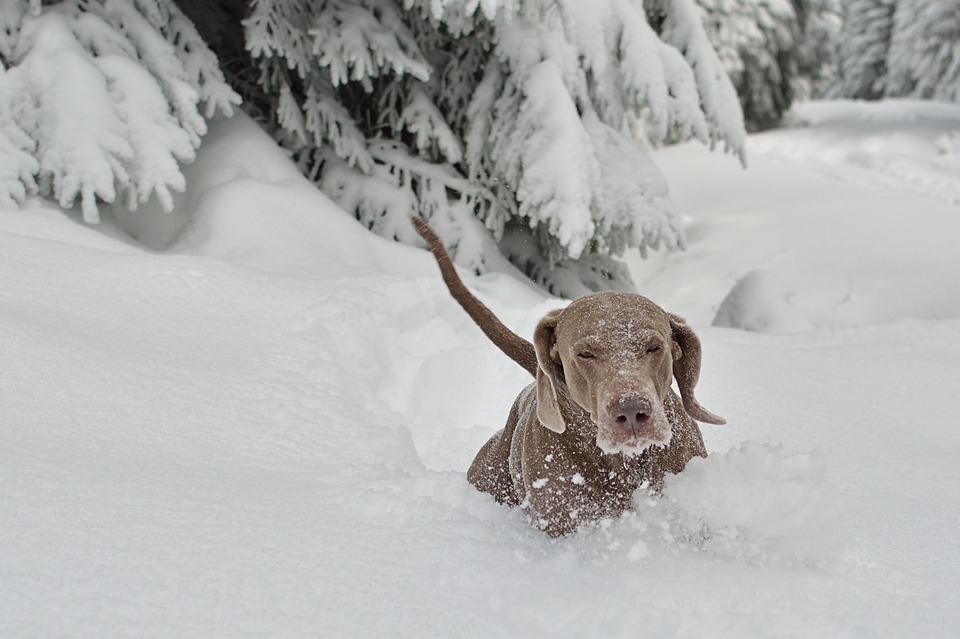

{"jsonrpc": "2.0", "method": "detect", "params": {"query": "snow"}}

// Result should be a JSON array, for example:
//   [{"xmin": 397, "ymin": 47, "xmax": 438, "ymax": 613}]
[
  {"xmin": 628, "ymin": 99, "xmax": 960, "ymax": 329},
  {"xmin": 712, "ymin": 269, "xmax": 814, "ymax": 334},
  {"xmin": 3, "ymin": 100, "xmax": 960, "ymax": 636}
]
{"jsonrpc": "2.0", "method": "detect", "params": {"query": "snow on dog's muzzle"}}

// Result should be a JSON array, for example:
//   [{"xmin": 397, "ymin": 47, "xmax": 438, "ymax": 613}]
[{"xmin": 596, "ymin": 393, "xmax": 672, "ymax": 455}]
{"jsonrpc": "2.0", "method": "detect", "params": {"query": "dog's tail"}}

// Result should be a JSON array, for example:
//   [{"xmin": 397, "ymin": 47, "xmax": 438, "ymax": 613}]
[{"xmin": 411, "ymin": 216, "xmax": 538, "ymax": 377}]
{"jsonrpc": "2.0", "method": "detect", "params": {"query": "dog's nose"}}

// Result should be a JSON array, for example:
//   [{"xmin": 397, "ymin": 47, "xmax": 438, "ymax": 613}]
[{"xmin": 609, "ymin": 396, "xmax": 653, "ymax": 430}]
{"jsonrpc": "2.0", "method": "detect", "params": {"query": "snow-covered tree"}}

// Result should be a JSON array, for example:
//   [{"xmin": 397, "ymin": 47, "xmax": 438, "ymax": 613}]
[
  {"xmin": 239, "ymin": 0, "xmax": 745, "ymax": 295},
  {"xmin": 0, "ymin": 0, "xmax": 239, "ymax": 221},
  {"xmin": 886, "ymin": 0, "xmax": 960, "ymax": 102},
  {"xmin": 793, "ymin": 0, "xmax": 844, "ymax": 98},
  {"xmin": 828, "ymin": 0, "xmax": 895, "ymax": 99},
  {"xmin": 830, "ymin": 0, "xmax": 960, "ymax": 103},
  {"xmin": 3, "ymin": 0, "xmax": 746, "ymax": 296},
  {"xmin": 693, "ymin": 0, "xmax": 841, "ymax": 131}
]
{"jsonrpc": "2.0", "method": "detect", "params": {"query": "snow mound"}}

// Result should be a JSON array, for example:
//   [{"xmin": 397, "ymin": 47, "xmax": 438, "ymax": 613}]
[
  {"xmin": 713, "ymin": 270, "xmax": 813, "ymax": 333},
  {"xmin": 655, "ymin": 443, "xmax": 841, "ymax": 560},
  {"xmin": 576, "ymin": 442, "xmax": 841, "ymax": 566}
]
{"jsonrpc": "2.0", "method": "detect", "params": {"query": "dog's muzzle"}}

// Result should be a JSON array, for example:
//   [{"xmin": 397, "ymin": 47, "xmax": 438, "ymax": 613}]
[{"xmin": 596, "ymin": 394, "xmax": 672, "ymax": 455}]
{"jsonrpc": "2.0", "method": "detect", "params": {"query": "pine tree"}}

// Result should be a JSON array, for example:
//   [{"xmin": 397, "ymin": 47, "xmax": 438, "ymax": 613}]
[
  {"xmin": 3, "ymin": 0, "xmax": 747, "ymax": 296},
  {"xmin": 886, "ymin": 0, "xmax": 960, "ymax": 102},
  {"xmin": 793, "ymin": 0, "xmax": 844, "ymax": 99},
  {"xmin": 0, "ymin": 0, "xmax": 240, "ymax": 222},
  {"xmin": 828, "ymin": 0, "xmax": 895, "ymax": 99},
  {"xmin": 693, "ymin": 0, "xmax": 840, "ymax": 131},
  {"xmin": 241, "ymin": 0, "xmax": 746, "ymax": 296},
  {"xmin": 830, "ymin": 0, "xmax": 960, "ymax": 104}
]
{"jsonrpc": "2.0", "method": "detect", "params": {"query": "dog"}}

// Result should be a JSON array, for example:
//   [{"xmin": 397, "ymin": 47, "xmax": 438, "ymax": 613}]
[{"xmin": 412, "ymin": 217, "xmax": 725, "ymax": 536}]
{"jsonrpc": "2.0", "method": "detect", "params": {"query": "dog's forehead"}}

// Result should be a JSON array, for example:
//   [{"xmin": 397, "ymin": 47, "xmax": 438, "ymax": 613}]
[{"xmin": 558, "ymin": 292, "xmax": 670, "ymax": 342}]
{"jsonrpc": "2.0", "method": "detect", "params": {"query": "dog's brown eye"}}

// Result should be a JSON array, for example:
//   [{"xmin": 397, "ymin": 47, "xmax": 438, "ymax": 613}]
[
  {"xmin": 577, "ymin": 351, "xmax": 596, "ymax": 360},
  {"xmin": 646, "ymin": 345, "xmax": 662, "ymax": 354}
]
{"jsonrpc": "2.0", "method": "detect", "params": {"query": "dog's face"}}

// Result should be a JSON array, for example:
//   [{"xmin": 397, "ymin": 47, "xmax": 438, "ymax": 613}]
[{"xmin": 533, "ymin": 292, "xmax": 724, "ymax": 455}]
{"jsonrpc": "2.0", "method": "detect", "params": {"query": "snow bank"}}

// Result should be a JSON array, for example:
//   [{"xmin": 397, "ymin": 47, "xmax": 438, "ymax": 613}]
[
  {"xmin": 629, "ymin": 99, "xmax": 960, "ymax": 331},
  {"xmin": 569, "ymin": 442, "xmax": 842, "ymax": 568},
  {"xmin": 713, "ymin": 269, "xmax": 813, "ymax": 333}
]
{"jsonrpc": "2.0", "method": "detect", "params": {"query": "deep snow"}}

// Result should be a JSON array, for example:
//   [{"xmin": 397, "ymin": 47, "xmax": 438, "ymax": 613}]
[{"xmin": 2, "ymin": 101, "xmax": 960, "ymax": 637}]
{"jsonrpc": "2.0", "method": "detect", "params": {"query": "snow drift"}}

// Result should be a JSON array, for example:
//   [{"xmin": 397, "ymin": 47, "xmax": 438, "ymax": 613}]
[{"xmin": 2, "ymin": 102, "xmax": 960, "ymax": 637}]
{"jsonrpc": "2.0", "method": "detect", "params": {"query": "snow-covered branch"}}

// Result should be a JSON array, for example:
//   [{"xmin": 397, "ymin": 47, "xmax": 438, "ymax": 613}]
[{"xmin": 0, "ymin": 0, "xmax": 239, "ymax": 221}]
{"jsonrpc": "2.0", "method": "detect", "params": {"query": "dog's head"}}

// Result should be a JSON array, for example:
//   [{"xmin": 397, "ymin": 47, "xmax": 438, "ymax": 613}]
[{"xmin": 533, "ymin": 292, "xmax": 725, "ymax": 455}]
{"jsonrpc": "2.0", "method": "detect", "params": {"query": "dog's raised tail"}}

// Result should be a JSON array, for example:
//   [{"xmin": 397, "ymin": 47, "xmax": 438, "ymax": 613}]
[{"xmin": 411, "ymin": 216, "xmax": 538, "ymax": 377}]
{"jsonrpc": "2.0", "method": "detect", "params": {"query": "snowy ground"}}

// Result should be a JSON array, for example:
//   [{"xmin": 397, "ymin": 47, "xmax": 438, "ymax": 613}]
[{"xmin": 2, "ymin": 100, "xmax": 960, "ymax": 637}]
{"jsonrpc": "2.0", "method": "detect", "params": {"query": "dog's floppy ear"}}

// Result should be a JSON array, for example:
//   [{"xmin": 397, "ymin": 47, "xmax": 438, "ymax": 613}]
[
  {"xmin": 669, "ymin": 314, "xmax": 726, "ymax": 425},
  {"xmin": 533, "ymin": 309, "xmax": 566, "ymax": 433}
]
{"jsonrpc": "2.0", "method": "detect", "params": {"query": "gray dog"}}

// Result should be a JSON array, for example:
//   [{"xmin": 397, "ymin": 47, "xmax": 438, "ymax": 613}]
[{"xmin": 413, "ymin": 217, "xmax": 725, "ymax": 536}]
